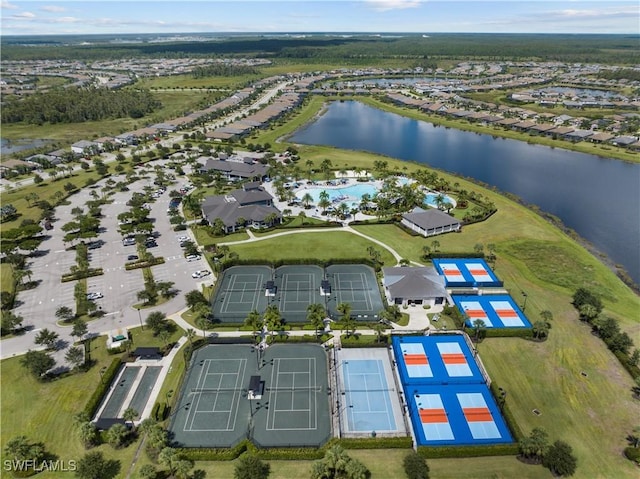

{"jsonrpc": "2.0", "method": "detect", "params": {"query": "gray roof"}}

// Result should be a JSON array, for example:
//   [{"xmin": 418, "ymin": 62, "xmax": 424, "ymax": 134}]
[
  {"xmin": 202, "ymin": 198, "xmax": 280, "ymax": 228},
  {"xmin": 383, "ymin": 267, "xmax": 446, "ymax": 299},
  {"xmin": 402, "ymin": 209, "xmax": 460, "ymax": 230},
  {"xmin": 201, "ymin": 158, "xmax": 269, "ymax": 178}
]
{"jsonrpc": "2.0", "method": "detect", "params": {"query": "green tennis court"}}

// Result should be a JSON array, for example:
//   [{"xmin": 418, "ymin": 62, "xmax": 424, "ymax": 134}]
[
  {"xmin": 168, "ymin": 343, "xmax": 331, "ymax": 448},
  {"xmin": 211, "ymin": 264, "xmax": 385, "ymax": 323},
  {"xmin": 325, "ymin": 264, "xmax": 385, "ymax": 320}
]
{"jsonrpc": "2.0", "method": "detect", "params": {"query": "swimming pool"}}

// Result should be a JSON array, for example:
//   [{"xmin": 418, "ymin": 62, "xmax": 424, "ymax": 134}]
[{"xmin": 295, "ymin": 179, "xmax": 452, "ymax": 209}]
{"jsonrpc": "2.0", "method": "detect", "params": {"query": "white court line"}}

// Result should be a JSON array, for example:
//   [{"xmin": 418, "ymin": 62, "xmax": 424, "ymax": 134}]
[
  {"xmin": 186, "ymin": 359, "xmax": 212, "ymax": 431},
  {"xmin": 376, "ymin": 359, "xmax": 394, "ymax": 429},
  {"xmin": 227, "ymin": 359, "xmax": 246, "ymax": 431}
]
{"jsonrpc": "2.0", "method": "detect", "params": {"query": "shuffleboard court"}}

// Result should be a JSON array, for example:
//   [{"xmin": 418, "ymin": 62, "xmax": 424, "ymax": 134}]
[
  {"xmin": 432, "ymin": 258, "xmax": 502, "ymax": 287},
  {"xmin": 128, "ymin": 366, "xmax": 162, "ymax": 417},
  {"xmin": 99, "ymin": 366, "xmax": 139, "ymax": 419},
  {"xmin": 169, "ymin": 343, "xmax": 331, "ymax": 448},
  {"xmin": 452, "ymin": 294, "xmax": 532, "ymax": 329}
]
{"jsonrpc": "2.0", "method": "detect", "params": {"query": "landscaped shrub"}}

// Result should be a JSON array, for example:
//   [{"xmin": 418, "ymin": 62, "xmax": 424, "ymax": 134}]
[
  {"xmin": 489, "ymin": 382, "xmax": 525, "ymax": 441},
  {"xmin": 483, "ymin": 328, "xmax": 533, "ymax": 339},
  {"xmin": 124, "ymin": 257, "xmax": 165, "ymax": 270},
  {"xmin": 83, "ymin": 358, "xmax": 122, "ymax": 417},
  {"xmin": 337, "ymin": 437, "xmax": 413, "ymax": 449},
  {"xmin": 624, "ymin": 446, "xmax": 640, "ymax": 464},
  {"xmin": 61, "ymin": 268, "xmax": 104, "ymax": 282},
  {"xmin": 177, "ymin": 441, "xmax": 249, "ymax": 461},
  {"xmin": 417, "ymin": 443, "xmax": 518, "ymax": 458}
]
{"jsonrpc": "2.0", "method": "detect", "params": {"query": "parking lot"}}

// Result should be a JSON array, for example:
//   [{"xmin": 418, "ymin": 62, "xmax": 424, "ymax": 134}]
[{"xmin": 3, "ymin": 159, "xmax": 213, "ymax": 359}]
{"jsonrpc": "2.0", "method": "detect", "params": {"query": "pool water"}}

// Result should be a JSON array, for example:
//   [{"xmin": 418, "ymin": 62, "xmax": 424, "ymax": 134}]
[{"xmin": 295, "ymin": 179, "xmax": 451, "ymax": 209}]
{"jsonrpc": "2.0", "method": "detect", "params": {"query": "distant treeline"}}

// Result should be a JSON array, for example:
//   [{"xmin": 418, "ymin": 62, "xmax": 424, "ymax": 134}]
[
  {"xmin": 192, "ymin": 63, "xmax": 259, "ymax": 78},
  {"xmin": 1, "ymin": 87, "xmax": 160, "ymax": 124},
  {"xmin": 2, "ymin": 34, "xmax": 639, "ymax": 65},
  {"xmin": 597, "ymin": 68, "xmax": 640, "ymax": 81}
]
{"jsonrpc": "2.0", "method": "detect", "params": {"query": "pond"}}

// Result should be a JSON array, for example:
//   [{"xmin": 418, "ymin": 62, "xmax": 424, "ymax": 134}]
[{"xmin": 290, "ymin": 101, "xmax": 640, "ymax": 284}]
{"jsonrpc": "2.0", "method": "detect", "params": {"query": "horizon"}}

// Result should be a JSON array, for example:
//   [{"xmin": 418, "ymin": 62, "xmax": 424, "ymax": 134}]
[{"xmin": 1, "ymin": 1, "xmax": 638, "ymax": 36}]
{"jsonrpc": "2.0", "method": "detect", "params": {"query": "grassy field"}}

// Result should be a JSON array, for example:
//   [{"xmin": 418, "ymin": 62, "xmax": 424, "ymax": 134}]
[
  {"xmin": 0, "ymin": 324, "xmax": 183, "ymax": 479},
  {"xmin": 225, "ymin": 230, "xmax": 396, "ymax": 266}
]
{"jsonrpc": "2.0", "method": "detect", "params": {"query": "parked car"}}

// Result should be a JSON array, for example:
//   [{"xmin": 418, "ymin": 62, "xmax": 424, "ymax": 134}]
[
  {"xmin": 86, "ymin": 292, "xmax": 103, "ymax": 300},
  {"xmin": 123, "ymin": 237, "xmax": 136, "ymax": 246},
  {"xmin": 186, "ymin": 254, "xmax": 201, "ymax": 262},
  {"xmin": 177, "ymin": 236, "xmax": 189, "ymax": 242},
  {"xmin": 191, "ymin": 270, "xmax": 211, "ymax": 279},
  {"xmin": 127, "ymin": 255, "xmax": 139, "ymax": 261}
]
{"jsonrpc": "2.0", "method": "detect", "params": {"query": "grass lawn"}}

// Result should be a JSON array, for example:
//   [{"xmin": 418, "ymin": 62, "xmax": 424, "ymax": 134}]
[
  {"xmin": 0, "ymin": 324, "xmax": 183, "ymax": 479},
  {"xmin": 1, "ymin": 263, "xmax": 15, "ymax": 296},
  {"xmin": 226, "ymin": 230, "xmax": 396, "ymax": 266}
]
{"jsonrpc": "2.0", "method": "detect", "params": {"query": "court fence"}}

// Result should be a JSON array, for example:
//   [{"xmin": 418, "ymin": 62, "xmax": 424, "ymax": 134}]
[{"xmin": 218, "ymin": 257, "xmax": 382, "ymax": 272}]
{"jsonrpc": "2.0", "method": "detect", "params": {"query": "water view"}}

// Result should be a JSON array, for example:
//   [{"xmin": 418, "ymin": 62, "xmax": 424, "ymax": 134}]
[{"xmin": 291, "ymin": 101, "xmax": 640, "ymax": 284}]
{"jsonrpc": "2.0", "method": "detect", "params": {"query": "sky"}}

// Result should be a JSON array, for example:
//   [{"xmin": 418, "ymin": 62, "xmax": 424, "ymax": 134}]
[{"xmin": 1, "ymin": 0, "xmax": 638, "ymax": 36}]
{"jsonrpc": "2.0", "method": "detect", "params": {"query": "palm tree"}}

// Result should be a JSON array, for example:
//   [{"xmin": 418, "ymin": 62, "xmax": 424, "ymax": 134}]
[
  {"xmin": 244, "ymin": 310, "xmax": 263, "ymax": 340},
  {"xmin": 263, "ymin": 304, "xmax": 283, "ymax": 337},
  {"xmin": 337, "ymin": 202, "xmax": 350, "ymax": 220},
  {"xmin": 319, "ymin": 190, "xmax": 330, "ymax": 204},
  {"xmin": 307, "ymin": 303, "xmax": 326, "ymax": 339},
  {"xmin": 301, "ymin": 192, "xmax": 314, "ymax": 208},
  {"xmin": 185, "ymin": 328, "xmax": 196, "ymax": 348},
  {"xmin": 533, "ymin": 320, "xmax": 549, "ymax": 340},
  {"xmin": 540, "ymin": 310, "xmax": 554, "ymax": 326},
  {"xmin": 318, "ymin": 197, "xmax": 331, "ymax": 214},
  {"xmin": 123, "ymin": 407, "xmax": 139, "ymax": 432},
  {"xmin": 195, "ymin": 315, "xmax": 210, "ymax": 338},
  {"xmin": 472, "ymin": 319, "xmax": 486, "ymax": 341}
]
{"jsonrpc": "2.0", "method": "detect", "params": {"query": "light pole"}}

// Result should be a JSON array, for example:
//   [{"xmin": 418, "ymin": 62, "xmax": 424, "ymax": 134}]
[
  {"xmin": 137, "ymin": 307, "xmax": 144, "ymax": 330},
  {"xmin": 521, "ymin": 291, "xmax": 528, "ymax": 312},
  {"xmin": 99, "ymin": 366, "xmax": 107, "ymax": 384}
]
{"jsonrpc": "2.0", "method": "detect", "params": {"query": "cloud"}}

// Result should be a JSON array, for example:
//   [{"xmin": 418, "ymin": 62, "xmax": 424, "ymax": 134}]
[
  {"xmin": 364, "ymin": 0, "xmax": 422, "ymax": 12},
  {"xmin": 9, "ymin": 11, "xmax": 36, "ymax": 20},
  {"xmin": 1, "ymin": 1, "xmax": 19, "ymax": 9},
  {"xmin": 41, "ymin": 5, "xmax": 66, "ymax": 13}
]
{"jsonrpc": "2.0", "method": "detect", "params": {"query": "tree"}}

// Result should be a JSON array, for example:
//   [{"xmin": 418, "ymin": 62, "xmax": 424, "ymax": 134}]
[
  {"xmin": 106, "ymin": 423, "xmax": 129, "ymax": 449},
  {"xmin": 159, "ymin": 447, "xmax": 181, "ymax": 476},
  {"xmin": 540, "ymin": 310, "xmax": 553, "ymax": 326},
  {"xmin": 311, "ymin": 444, "xmax": 368, "ymax": 479},
  {"xmin": 263, "ymin": 304, "xmax": 283, "ymax": 336},
  {"xmin": 307, "ymin": 303, "xmax": 326, "ymax": 339},
  {"xmin": 533, "ymin": 320, "xmax": 549, "ymax": 340},
  {"xmin": 472, "ymin": 319, "xmax": 486, "ymax": 342},
  {"xmin": 77, "ymin": 421, "xmax": 99, "ymax": 449},
  {"xmin": 146, "ymin": 311, "xmax": 169, "ymax": 335},
  {"xmin": 56, "ymin": 305, "xmax": 75, "ymax": 322},
  {"xmin": 4, "ymin": 436, "xmax": 46, "ymax": 465},
  {"xmin": 185, "ymin": 290, "xmax": 207, "ymax": 309},
  {"xmin": 518, "ymin": 427, "xmax": 549, "ymax": 464},
  {"xmin": 195, "ymin": 313, "xmax": 211, "ymax": 338},
  {"xmin": 234, "ymin": 454, "xmax": 270, "ymax": 479},
  {"xmin": 75, "ymin": 451, "xmax": 121, "ymax": 479},
  {"xmin": 1, "ymin": 310, "xmax": 24, "ymax": 335},
  {"xmin": 403, "ymin": 451, "xmax": 430, "ymax": 479},
  {"xmin": 35, "ymin": 328, "xmax": 59, "ymax": 350},
  {"xmin": 373, "ymin": 322, "xmax": 386, "ymax": 343},
  {"xmin": 138, "ymin": 465, "xmax": 157, "ymax": 479},
  {"xmin": 543, "ymin": 440, "xmax": 578, "ymax": 477},
  {"xmin": 430, "ymin": 240, "xmax": 440, "ymax": 252},
  {"xmin": 65, "ymin": 346, "xmax": 85, "ymax": 370},
  {"xmin": 301, "ymin": 192, "xmax": 314, "ymax": 208},
  {"xmin": 33, "ymin": 174, "xmax": 44, "ymax": 185},
  {"xmin": 71, "ymin": 319, "xmax": 89, "ymax": 340},
  {"xmin": 572, "ymin": 287, "xmax": 603, "ymax": 313},
  {"xmin": 174, "ymin": 459, "xmax": 195, "ymax": 479},
  {"xmin": 245, "ymin": 309, "xmax": 263, "ymax": 339},
  {"xmin": 123, "ymin": 407, "xmax": 139, "ymax": 432}
]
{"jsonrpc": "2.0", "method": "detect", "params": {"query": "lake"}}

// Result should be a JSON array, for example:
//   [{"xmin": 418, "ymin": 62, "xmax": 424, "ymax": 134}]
[{"xmin": 290, "ymin": 101, "xmax": 640, "ymax": 284}]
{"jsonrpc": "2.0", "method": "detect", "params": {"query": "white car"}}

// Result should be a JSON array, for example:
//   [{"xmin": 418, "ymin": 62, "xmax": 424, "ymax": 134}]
[
  {"xmin": 86, "ymin": 292, "xmax": 103, "ymax": 300},
  {"xmin": 191, "ymin": 270, "xmax": 211, "ymax": 279},
  {"xmin": 177, "ymin": 236, "xmax": 189, "ymax": 243},
  {"xmin": 186, "ymin": 254, "xmax": 201, "ymax": 262}
]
